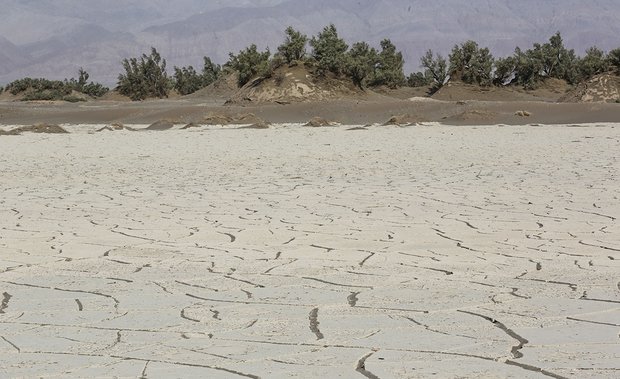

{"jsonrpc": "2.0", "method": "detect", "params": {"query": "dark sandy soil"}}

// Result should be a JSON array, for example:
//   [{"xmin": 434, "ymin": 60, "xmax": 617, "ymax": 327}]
[{"xmin": 1, "ymin": 96, "xmax": 619, "ymax": 127}]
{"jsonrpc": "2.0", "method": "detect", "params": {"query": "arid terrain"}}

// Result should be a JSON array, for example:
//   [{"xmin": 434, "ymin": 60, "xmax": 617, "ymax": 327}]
[
  {"xmin": 0, "ymin": 120, "xmax": 619, "ymax": 378},
  {"xmin": 1, "ymin": 96, "xmax": 620, "ymax": 128}
]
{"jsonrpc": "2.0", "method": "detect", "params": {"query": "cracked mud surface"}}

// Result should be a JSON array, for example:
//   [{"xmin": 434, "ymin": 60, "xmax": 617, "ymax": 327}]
[{"xmin": 0, "ymin": 124, "xmax": 619, "ymax": 378}]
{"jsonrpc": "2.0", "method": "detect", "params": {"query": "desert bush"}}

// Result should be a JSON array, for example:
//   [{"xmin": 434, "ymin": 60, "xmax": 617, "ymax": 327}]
[
  {"xmin": 226, "ymin": 44, "xmax": 271, "ymax": 87},
  {"xmin": 576, "ymin": 47, "xmax": 609, "ymax": 81},
  {"xmin": 493, "ymin": 56, "xmax": 518, "ymax": 85},
  {"xmin": 309, "ymin": 24, "xmax": 348, "ymax": 76},
  {"xmin": 6, "ymin": 78, "xmax": 68, "ymax": 96},
  {"xmin": 117, "ymin": 47, "xmax": 170, "ymax": 100},
  {"xmin": 506, "ymin": 32, "xmax": 579, "ymax": 88},
  {"xmin": 449, "ymin": 40, "xmax": 494, "ymax": 86},
  {"xmin": 3, "ymin": 73, "xmax": 104, "ymax": 102},
  {"xmin": 63, "ymin": 95, "xmax": 86, "ymax": 103},
  {"xmin": 81, "ymin": 82, "xmax": 109, "ymax": 97},
  {"xmin": 277, "ymin": 26, "xmax": 308, "ymax": 65},
  {"xmin": 172, "ymin": 56, "xmax": 221, "ymax": 96},
  {"xmin": 202, "ymin": 57, "xmax": 221, "ymax": 86},
  {"xmin": 370, "ymin": 39, "xmax": 406, "ymax": 88},
  {"xmin": 344, "ymin": 41, "xmax": 378, "ymax": 88},
  {"xmin": 421, "ymin": 49, "xmax": 448, "ymax": 91},
  {"xmin": 22, "ymin": 89, "xmax": 68, "ymax": 101},
  {"xmin": 608, "ymin": 48, "xmax": 620, "ymax": 74},
  {"xmin": 65, "ymin": 68, "xmax": 109, "ymax": 97},
  {"xmin": 173, "ymin": 65, "xmax": 203, "ymax": 95},
  {"xmin": 407, "ymin": 72, "xmax": 432, "ymax": 87}
]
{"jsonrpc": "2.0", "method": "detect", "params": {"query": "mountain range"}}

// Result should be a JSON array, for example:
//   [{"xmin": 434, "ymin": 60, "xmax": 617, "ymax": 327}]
[{"xmin": 1, "ymin": 0, "xmax": 619, "ymax": 86}]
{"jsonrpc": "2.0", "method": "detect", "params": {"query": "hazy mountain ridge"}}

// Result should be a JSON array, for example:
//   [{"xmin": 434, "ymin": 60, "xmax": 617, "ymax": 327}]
[{"xmin": 1, "ymin": 0, "xmax": 619, "ymax": 86}]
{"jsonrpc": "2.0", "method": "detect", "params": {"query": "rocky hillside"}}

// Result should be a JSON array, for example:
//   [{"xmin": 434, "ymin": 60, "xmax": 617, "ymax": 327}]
[
  {"xmin": 225, "ymin": 63, "xmax": 365, "ymax": 104},
  {"xmin": 559, "ymin": 73, "xmax": 620, "ymax": 103}
]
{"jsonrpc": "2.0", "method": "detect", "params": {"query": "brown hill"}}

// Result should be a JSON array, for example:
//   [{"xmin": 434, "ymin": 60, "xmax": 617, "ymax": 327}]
[
  {"xmin": 186, "ymin": 72, "xmax": 239, "ymax": 101},
  {"xmin": 559, "ymin": 73, "xmax": 620, "ymax": 103},
  {"xmin": 225, "ymin": 63, "xmax": 366, "ymax": 104}
]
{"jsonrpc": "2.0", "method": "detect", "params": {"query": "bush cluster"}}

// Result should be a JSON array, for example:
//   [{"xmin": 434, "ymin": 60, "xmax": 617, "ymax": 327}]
[
  {"xmin": 3, "ymin": 68, "xmax": 108, "ymax": 101},
  {"xmin": 5, "ymin": 25, "xmax": 620, "ymax": 102},
  {"xmin": 417, "ymin": 32, "xmax": 620, "ymax": 91}
]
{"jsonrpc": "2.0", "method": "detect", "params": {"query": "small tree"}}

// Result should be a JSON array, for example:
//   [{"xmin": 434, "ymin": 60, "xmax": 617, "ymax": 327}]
[
  {"xmin": 608, "ymin": 48, "xmax": 620, "ymax": 74},
  {"xmin": 493, "ymin": 56, "xmax": 518, "ymax": 86},
  {"xmin": 512, "ymin": 47, "xmax": 543, "ymax": 88},
  {"xmin": 421, "ymin": 49, "xmax": 447, "ymax": 91},
  {"xmin": 370, "ymin": 39, "xmax": 405, "ymax": 88},
  {"xmin": 173, "ymin": 65, "xmax": 203, "ymax": 95},
  {"xmin": 344, "ymin": 41, "xmax": 378, "ymax": 88},
  {"xmin": 407, "ymin": 72, "xmax": 431, "ymax": 87},
  {"xmin": 67, "ymin": 68, "xmax": 109, "ymax": 97},
  {"xmin": 172, "ymin": 56, "xmax": 221, "ymax": 96},
  {"xmin": 277, "ymin": 26, "xmax": 308, "ymax": 65},
  {"xmin": 577, "ymin": 47, "xmax": 609, "ymax": 81},
  {"xmin": 309, "ymin": 24, "xmax": 349, "ymax": 76},
  {"xmin": 226, "ymin": 44, "xmax": 271, "ymax": 87},
  {"xmin": 530, "ymin": 32, "xmax": 579, "ymax": 84},
  {"xmin": 449, "ymin": 40, "xmax": 494, "ymax": 86},
  {"xmin": 202, "ymin": 56, "xmax": 221, "ymax": 86},
  {"xmin": 77, "ymin": 68, "xmax": 89, "ymax": 88},
  {"xmin": 117, "ymin": 47, "xmax": 170, "ymax": 101}
]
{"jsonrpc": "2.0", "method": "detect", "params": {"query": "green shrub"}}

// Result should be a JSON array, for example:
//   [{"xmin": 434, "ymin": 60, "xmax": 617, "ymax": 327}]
[
  {"xmin": 369, "ymin": 39, "xmax": 406, "ymax": 88},
  {"xmin": 449, "ymin": 40, "xmax": 494, "ymax": 86},
  {"xmin": 117, "ymin": 47, "xmax": 170, "ymax": 100},
  {"xmin": 309, "ymin": 24, "xmax": 348, "ymax": 76},
  {"xmin": 421, "ymin": 50, "xmax": 448, "ymax": 91},
  {"xmin": 5, "ymin": 69, "xmax": 107, "ymax": 101},
  {"xmin": 407, "ymin": 72, "xmax": 431, "ymax": 87},
  {"xmin": 22, "ymin": 89, "xmax": 65, "ymax": 101},
  {"xmin": 226, "ymin": 44, "xmax": 271, "ymax": 87},
  {"xmin": 609, "ymin": 48, "xmax": 620, "ymax": 74},
  {"xmin": 277, "ymin": 26, "xmax": 308, "ymax": 65},
  {"xmin": 344, "ymin": 41, "xmax": 377, "ymax": 88}
]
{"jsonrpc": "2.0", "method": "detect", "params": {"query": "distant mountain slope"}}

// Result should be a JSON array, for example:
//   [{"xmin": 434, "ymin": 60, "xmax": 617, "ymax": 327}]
[{"xmin": 1, "ymin": 0, "xmax": 619, "ymax": 86}]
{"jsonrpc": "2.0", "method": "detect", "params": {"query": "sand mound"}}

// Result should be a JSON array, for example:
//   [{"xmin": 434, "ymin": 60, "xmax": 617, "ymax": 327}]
[
  {"xmin": 181, "ymin": 122, "xmax": 202, "ymax": 130},
  {"xmin": 203, "ymin": 113, "xmax": 263, "ymax": 125},
  {"xmin": 97, "ymin": 123, "xmax": 128, "ymax": 132},
  {"xmin": 384, "ymin": 114, "xmax": 428, "ymax": 126},
  {"xmin": 304, "ymin": 117, "xmax": 338, "ymax": 127},
  {"xmin": 451, "ymin": 109, "xmax": 497, "ymax": 121},
  {"xmin": 186, "ymin": 72, "xmax": 239, "ymax": 100},
  {"xmin": 3, "ymin": 123, "xmax": 69, "ymax": 135},
  {"xmin": 559, "ymin": 73, "xmax": 620, "ymax": 103},
  {"xmin": 146, "ymin": 120, "xmax": 175, "ymax": 131},
  {"xmin": 432, "ymin": 81, "xmax": 496, "ymax": 101},
  {"xmin": 238, "ymin": 120, "xmax": 271, "ymax": 129},
  {"xmin": 203, "ymin": 114, "xmax": 234, "ymax": 125},
  {"xmin": 515, "ymin": 110, "xmax": 532, "ymax": 117},
  {"xmin": 226, "ymin": 63, "xmax": 365, "ymax": 104}
]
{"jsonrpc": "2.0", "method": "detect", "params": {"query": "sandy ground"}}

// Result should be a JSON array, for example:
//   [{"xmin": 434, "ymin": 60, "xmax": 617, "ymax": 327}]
[
  {"xmin": 1, "ymin": 98, "xmax": 620, "ymax": 126},
  {"xmin": 0, "ymin": 123, "xmax": 619, "ymax": 378}
]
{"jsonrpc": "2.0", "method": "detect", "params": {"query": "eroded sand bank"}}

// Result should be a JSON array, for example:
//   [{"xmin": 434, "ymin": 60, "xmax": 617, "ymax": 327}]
[{"xmin": 0, "ymin": 124, "xmax": 618, "ymax": 378}]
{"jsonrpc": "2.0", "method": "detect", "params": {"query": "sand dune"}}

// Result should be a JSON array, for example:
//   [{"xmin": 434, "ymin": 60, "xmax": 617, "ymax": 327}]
[{"xmin": 0, "ymin": 123, "xmax": 618, "ymax": 377}]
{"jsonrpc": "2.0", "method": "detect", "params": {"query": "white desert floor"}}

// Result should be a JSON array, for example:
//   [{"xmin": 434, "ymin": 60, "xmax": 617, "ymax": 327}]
[{"xmin": 0, "ymin": 124, "xmax": 619, "ymax": 378}]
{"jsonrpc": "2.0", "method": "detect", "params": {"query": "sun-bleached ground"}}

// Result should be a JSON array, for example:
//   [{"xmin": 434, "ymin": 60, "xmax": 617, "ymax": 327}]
[{"xmin": 0, "ymin": 124, "xmax": 619, "ymax": 378}]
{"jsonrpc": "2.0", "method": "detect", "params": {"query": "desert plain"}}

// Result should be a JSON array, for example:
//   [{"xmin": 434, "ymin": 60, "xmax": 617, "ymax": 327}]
[{"xmin": 0, "ymin": 98, "xmax": 619, "ymax": 378}]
